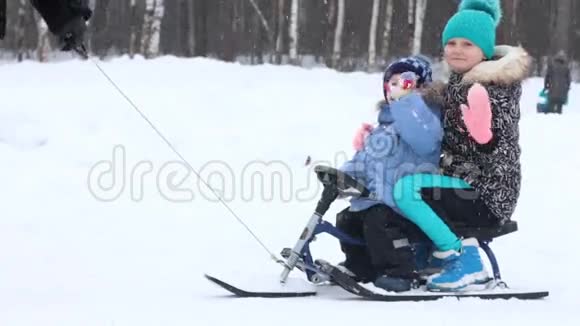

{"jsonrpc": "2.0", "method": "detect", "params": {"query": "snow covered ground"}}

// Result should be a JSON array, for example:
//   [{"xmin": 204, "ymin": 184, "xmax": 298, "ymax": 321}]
[{"xmin": 0, "ymin": 57, "xmax": 579, "ymax": 326}]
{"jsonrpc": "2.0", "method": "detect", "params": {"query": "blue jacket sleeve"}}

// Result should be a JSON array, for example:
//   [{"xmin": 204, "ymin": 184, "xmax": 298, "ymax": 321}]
[{"xmin": 389, "ymin": 93, "xmax": 443, "ymax": 155}]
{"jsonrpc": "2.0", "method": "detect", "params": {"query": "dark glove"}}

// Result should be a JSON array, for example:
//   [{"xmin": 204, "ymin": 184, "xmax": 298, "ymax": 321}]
[
  {"xmin": 69, "ymin": 0, "xmax": 93, "ymax": 21},
  {"xmin": 59, "ymin": 1, "xmax": 92, "ymax": 52},
  {"xmin": 59, "ymin": 15, "xmax": 88, "ymax": 52}
]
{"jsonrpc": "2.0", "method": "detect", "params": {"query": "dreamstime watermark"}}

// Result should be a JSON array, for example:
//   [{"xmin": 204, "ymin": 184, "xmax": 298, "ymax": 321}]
[
  {"xmin": 87, "ymin": 145, "xmax": 351, "ymax": 203},
  {"xmin": 87, "ymin": 145, "xmax": 484, "ymax": 204}
]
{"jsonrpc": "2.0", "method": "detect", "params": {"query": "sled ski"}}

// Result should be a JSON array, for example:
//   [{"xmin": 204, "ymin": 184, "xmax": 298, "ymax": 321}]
[
  {"xmin": 205, "ymin": 274, "xmax": 317, "ymax": 298},
  {"xmin": 206, "ymin": 268, "xmax": 548, "ymax": 301}
]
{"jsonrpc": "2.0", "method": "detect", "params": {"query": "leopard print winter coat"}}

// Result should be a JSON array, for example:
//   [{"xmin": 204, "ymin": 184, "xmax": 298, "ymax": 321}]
[{"xmin": 440, "ymin": 45, "xmax": 532, "ymax": 222}]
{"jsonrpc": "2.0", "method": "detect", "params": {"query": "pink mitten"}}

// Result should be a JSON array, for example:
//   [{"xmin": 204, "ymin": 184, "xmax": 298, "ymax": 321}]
[
  {"xmin": 460, "ymin": 83, "xmax": 493, "ymax": 144},
  {"xmin": 353, "ymin": 123, "xmax": 374, "ymax": 151}
]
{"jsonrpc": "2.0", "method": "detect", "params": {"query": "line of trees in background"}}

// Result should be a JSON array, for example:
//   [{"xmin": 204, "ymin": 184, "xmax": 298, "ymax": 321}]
[{"xmin": 1, "ymin": 0, "xmax": 578, "ymax": 78}]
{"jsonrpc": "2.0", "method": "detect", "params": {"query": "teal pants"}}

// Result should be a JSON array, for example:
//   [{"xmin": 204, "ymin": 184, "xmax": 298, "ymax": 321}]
[{"xmin": 393, "ymin": 174, "xmax": 472, "ymax": 252}]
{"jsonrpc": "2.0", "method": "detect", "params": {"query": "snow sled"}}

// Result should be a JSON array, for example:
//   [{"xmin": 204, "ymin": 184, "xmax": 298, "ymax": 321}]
[
  {"xmin": 537, "ymin": 89, "xmax": 550, "ymax": 113},
  {"xmin": 537, "ymin": 88, "xmax": 568, "ymax": 114},
  {"xmin": 206, "ymin": 165, "xmax": 549, "ymax": 301}
]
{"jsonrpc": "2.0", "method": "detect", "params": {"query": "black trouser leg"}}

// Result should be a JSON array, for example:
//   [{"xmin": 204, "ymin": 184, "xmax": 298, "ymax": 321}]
[
  {"xmin": 335, "ymin": 208, "xmax": 375, "ymax": 282},
  {"xmin": 419, "ymin": 187, "xmax": 499, "ymax": 231},
  {"xmin": 548, "ymin": 100, "xmax": 564, "ymax": 114},
  {"xmin": 336, "ymin": 205, "xmax": 421, "ymax": 281},
  {"xmin": 361, "ymin": 205, "xmax": 418, "ymax": 278}
]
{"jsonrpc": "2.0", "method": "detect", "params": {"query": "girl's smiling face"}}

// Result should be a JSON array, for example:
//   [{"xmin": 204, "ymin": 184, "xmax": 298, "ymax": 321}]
[{"xmin": 444, "ymin": 38, "xmax": 485, "ymax": 73}]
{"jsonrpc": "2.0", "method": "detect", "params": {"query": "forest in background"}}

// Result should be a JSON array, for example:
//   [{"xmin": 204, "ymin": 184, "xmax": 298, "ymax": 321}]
[{"xmin": 0, "ymin": 0, "xmax": 578, "ymax": 78}]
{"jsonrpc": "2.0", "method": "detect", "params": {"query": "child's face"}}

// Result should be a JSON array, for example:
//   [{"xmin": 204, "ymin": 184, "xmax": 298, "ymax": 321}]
[
  {"xmin": 385, "ymin": 72, "xmax": 416, "ymax": 103},
  {"xmin": 444, "ymin": 38, "xmax": 485, "ymax": 73}
]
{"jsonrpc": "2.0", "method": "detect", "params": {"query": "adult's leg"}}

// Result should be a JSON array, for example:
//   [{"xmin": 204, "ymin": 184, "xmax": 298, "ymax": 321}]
[
  {"xmin": 419, "ymin": 187, "xmax": 499, "ymax": 229},
  {"xmin": 393, "ymin": 174, "xmax": 495, "ymax": 291},
  {"xmin": 393, "ymin": 174, "xmax": 472, "ymax": 251},
  {"xmin": 548, "ymin": 100, "xmax": 557, "ymax": 113}
]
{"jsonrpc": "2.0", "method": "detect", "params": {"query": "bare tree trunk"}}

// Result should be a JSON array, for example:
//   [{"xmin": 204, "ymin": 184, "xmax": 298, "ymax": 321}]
[
  {"xmin": 323, "ymin": 0, "xmax": 336, "ymax": 65},
  {"xmin": 288, "ymin": 0, "xmax": 299, "ymax": 64},
  {"xmin": 129, "ymin": 0, "xmax": 138, "ymax": 58},
  {"xmin": 141, "ymin": 0, "xmax": 154, "ymax": 56},
  {"xmin": 16, "ymin": 0, "xmax": 27, "ymax": 62},
  {"xmin": 368, "ymin": 0, "xmax": 380, "ymax": 68},
  {"xmin": 512, "ymin": 0, "xmax": 519, "ymax": 30},
  {"xmin": 500, "ymin": 0, "xmax": 519, "ymax": 44},
  {"xmin": 381, "ymin": 0, "xmax": 393, "ymax": 59},
  {"xmin": 142, "ymin": 0, "xmax": 165, "ymax": 58},
  {"xmin": 275, "ymin": 0, "xmax": 285, "ymax": 64},
  {"xmin": 185, "ymin": 0, "xmax": 195, "ymax": 57},
  {"xmin": 251, "ymin": 8, "xmax": 264, "ymax": 64},
  {"xmin": 194, "ymin": 0, "xmax": 208, "ymax": 57},
  {"xmin": 327, "ymin": 0, "xmax": 336, "ymax": 25},
  {"xmin": 129, "ymin": 0, "xmax": 144, "ymax": 59},
  {"xmin": 248, "ymin": 0, "xmax": 272, "ymax": 41},
  {"xmin": 151, "ymin": 0, "xmax": 165, "ymax": 56},
  {"xmin": 35, "ymin": 12, "xmax": 51, "ymax": 61},
  {"xmin": 84, "ymin": 0, "xmax": 97, "ymax": 52},
  {"xmin": 412, "ymin": 0, "xmax": 427, "ymax": 54},
  {"xmin": 552, "ymin": 0, "xmax": 571, "ymax": 54},
  {"xmin": 114, "ymin": 0, "xmax": 131, "ymax": 55},
  {"xmin": 332, "ymin": 0, "xmax": 345, "ymax": 68},
  {"xmin": 407, "ymin": 0, "xmax": 415, "ymax": 53}
]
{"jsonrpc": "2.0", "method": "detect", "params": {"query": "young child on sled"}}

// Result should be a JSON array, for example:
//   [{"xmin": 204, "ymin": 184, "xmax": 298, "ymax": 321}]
[{"xmin": 336, "ymin": 55, "xmax": 445, "ymax": 292}]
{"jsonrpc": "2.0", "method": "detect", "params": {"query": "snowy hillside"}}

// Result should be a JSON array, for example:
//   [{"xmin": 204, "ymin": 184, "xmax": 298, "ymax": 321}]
[{"xmin": 0, "ymin": 57, "xmax": 579, "ymax": 326}]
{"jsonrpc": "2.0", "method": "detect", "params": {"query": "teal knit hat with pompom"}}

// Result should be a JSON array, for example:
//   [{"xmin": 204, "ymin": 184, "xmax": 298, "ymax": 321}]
[{"xmin": 442, "ymin": 0, "xmax": 502, "ymax": 59}]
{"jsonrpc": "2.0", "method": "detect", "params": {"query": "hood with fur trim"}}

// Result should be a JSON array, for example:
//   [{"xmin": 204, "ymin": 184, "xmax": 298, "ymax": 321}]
[{"xmin": 461, "ymin": 45, "xmax": 532, "ymax": 85}]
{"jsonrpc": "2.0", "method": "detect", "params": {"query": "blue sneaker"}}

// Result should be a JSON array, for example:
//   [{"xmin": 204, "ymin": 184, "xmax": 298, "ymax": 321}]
[{"xmin": 426, "ymin": 238, "xmax": 491, "ymax": 292}]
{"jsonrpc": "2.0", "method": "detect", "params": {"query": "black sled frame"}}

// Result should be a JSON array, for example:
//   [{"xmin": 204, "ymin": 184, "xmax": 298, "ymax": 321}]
[{"xmin": 279, "ymin": 165, "xmax": 517, "ymax": 288}]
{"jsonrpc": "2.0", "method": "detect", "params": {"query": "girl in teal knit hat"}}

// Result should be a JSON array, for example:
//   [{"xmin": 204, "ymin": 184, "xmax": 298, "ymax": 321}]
[{"xmin": 392, "ymin": 0, "xmax": 533, "ymax": 292}]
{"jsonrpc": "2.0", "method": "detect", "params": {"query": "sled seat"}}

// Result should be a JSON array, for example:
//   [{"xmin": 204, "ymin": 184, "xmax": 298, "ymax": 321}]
[
  {"xmin": 452, "ymin": 221, "xmax": 518, "ymax": 240},
  {"xmin": 397, "ymin": 221, "xmax": 518, "ymax": 243}
]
